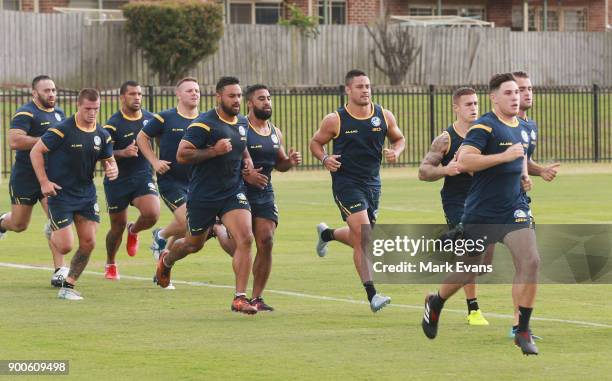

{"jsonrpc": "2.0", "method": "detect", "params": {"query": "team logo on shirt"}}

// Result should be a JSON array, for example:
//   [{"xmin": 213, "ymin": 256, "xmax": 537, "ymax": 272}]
[
  {"xmin": 531, "ymin": 130, "xmax": 537, "ymax": 141},
  {"xmin": 94, "ymin": 136, "xmax": 102, "ymax": 146},
  {"xmin": 55, "ymin": 113, "xmax": 61, "ymax": 121},
  {"xmin": 371, "ymin": 117, "xmax": 381, "ymax": 127},
  {"xmin": 239, "ymin": 126, "xmax": 246, "ymax": 136},
  {"xmin": 514, "ymin": 209, "xmax": 527, "ymax": 218},
  {"xmin": 521, "ymin": 130, "xmax": 529, "ymax": 143},
  {"xmin": 271, "ymin": 134, "xmax": 279, "ymax": 144},
  {"xmin": 143, "ymin": 119, "xmax": 149, "ymax": 127}
]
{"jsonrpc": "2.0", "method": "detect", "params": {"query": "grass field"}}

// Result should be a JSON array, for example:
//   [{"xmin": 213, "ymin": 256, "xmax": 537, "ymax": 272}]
[{"xmin": 1, "ymin": 165, "xmax": 611, "ymax": 380}]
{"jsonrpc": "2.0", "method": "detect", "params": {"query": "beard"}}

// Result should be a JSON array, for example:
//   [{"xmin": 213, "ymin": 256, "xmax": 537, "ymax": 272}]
[
  {"xmin": 253, "ymin": 107, "xmax": 272, "ymax": 120},
  {"xmin": 38, "ymin": 97, "xmax": 55, "ymax": 109},
  {"xmin": 220, "ymin": 102, "xmax": 239, "ymax": 116}
]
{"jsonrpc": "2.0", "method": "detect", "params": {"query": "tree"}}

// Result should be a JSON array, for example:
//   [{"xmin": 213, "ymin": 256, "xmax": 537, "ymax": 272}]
[
  {"xmin": 278, "ymin": 3, "xmax": 321, "ymax": 39},
  {"xmin": 366, "ymin": 11, "xmax": 422, "ymax": 86},
  {"xmin": 123, "ymin": 1, "xmax": 224, "ymax": 85}
]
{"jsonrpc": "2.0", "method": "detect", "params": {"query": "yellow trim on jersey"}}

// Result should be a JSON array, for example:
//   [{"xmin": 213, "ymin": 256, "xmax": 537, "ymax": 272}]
[
  {"xmin": 104, "ymin": 125, "xmax": 116, "ymax": 131},
  {"xmin": 492, "ymin": 109, "xmax": 519, "ymax": 128},
  {"xmin": 215, "ymin": 109, "xmax": 237, "ymax": 125},
  {"xmin": 160, "ymin": 193, "xmax": 178, "ymax": 211},
  {"xmin": 12, "ymin": 111, "xmax": 34, "ymax": 119},
  {"xmin": 468, "ymin": 124, "xmax": 492, "ymax": 133},
  {"xmin": 106, "ymin": 136, "xmax": 112, "ymax": 144},
  {"xmin": 333, "ymin": 111, "xmax": 341, "ymax": 139},
  {"xmin": 48, "ymin": 128, "xmax": 64, "ymax": 138},
  {"xmin": 121, "ymin": 110, "xmax": 143, "ymax": 121},
  {"xmin": 75, "ymin": 113, "xmax": 97, "ymax": 132},
  {"xmin": 382, "ymin": 107, "xmax": 390, "ymax": 128},
  {"xmin": 188, "ymin": 122, "xmax": 211, "ymax": 131},
  {"xmin": 33, "ymin": 100, "xmax": 54, "ymax": 113},
  {"xmin": 452, "ymin": 122, "xmax": 467, "ymax": 139},
  {"xmin": 154, "ymin": 114, "xmax": 165, "ymax": 123},
  {"xmin": 181, "ymin": 139, "xmax": 197, "ymax": 148},
  {"xmin": 441, "ymin": 131, "xmax": 451, "ymax": 155},
  {"xmin": 344, "ymin": 103, "xmax": 375, "ymax": 120},
  {"xmin": 177, "ymin": 109, "xmax": 198, "ymax": 120},
  {"xmin": 248, "ymin": 119, "xmax": 272, "ymax": 137}
]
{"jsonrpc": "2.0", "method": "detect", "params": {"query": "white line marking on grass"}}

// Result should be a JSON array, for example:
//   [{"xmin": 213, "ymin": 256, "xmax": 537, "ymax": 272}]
[{"xmin": 2, "ymin": 262, "xmax": 611, "ymax": 329}]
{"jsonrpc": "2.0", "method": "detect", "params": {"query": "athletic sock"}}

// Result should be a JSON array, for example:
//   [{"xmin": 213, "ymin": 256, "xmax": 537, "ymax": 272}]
[
  {"xmin": 321, "ymin": 228, "xmax": 335, "ymax": 242},
  {"xmin": 518, "ymin": 306, "xmax": 533, "ymax": 332},
  {"xmin": 512, "ymin": 325, "xmax": 519, "ymax": 332},
  {"xmin": 235, "ymin": 292, "xmax": 247, "ymax": 298},
  {"xmin": 62, "ymin": 280, "xmax": 75, "ymax": 289},
  {"xmin": 0, "ymin": 216, "xmax": 6, "ymax": 233},
  {"xmin": 466, "ymin": 298, "xmax": 479, "ymax": 312},
  {"xmin": 363, "ymin": 281, "xmax": 377, "ymax": 302},
  {"xmin": 431, "ymin": 291, "xmax": 446, "ymax": 313},
  {"xmin": 55, "ymin": 267, "xmax": 61, "ymax": 273}
]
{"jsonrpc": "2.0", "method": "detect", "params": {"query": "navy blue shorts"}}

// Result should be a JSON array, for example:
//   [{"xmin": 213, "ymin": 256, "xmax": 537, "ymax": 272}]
[
  {"xmin": 9, "ymin": 166, "xmax": 43, "ymax": 206},
  {"xmin": 158, "ymin": 177, "xmax": 188, "ymax": 212},
  {"xmin": 332, "ymin": 182, "xmax": 380, "ymax": 224},
  {"xmin": 187, "ymin": 192, "xmax": 251, "ymax": 236},
  {"xmin": 462, "ymin": 207, "xmax": 533, "ymax": 247},
  {"xmin": 104, "ymin": 173, "xmax": 158, "ymax": 213},
  {"xmin": 47, "ymin": 198, "xmax": 101, "ymax": 230},
  {"xmin": 248, "ymin": 191, "xmax": 278, "ymax": 225}
]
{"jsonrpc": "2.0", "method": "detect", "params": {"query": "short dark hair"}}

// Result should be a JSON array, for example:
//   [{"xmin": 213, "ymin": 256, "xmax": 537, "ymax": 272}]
[
  {"xmin": 512, "ymin": 71, "xmax": 530, "ymax": 79},
  {"xmin": 216, "ymin": 76, "xmax": 240, "ymax": 93},
  {"xmin": 32, "ymin": 75, "xmax": 52, "ymax": 90},
  {"xmin": 245, "ymin": 84, "xmax": 269, "ymax": 100},
  {"xmin": 77, "ymin": 88, "xmax": 100, "ymax": 103},
  {"xmin": 452, "ymin": 87, "xmax": 476, "ymax": 104},
  {"xmin": 345, "ymin": 69, "xmax": 367, "ymax": 85},
  {"xmin": 120, "ymin": 80, "xmax": 140, "ymax": 95},
  {"xmin": 489, "ymin": 73, "xmax": 516, "ymax": 92},
  {"xmin": 175, "ymin": 77, "xmax": 198, "ymax": 89}
]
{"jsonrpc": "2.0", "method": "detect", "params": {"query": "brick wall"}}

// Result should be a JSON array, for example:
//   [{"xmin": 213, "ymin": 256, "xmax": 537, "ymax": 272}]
[{"xmin": 347, "ymin": 0, "xmax": 381, "ymax": 23}]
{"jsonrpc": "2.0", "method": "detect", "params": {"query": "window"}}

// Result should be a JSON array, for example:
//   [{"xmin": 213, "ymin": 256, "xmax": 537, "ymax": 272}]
[
  {"xmin": 230, "ymin": 2, "xmax": 280, "ymax": 24},
  {"xmin": 68, "ymin": 0, "xmax": 98, "ymax": 8},
  {"xmin": 1, "ymin": 0, "xmax": 19, "ymax": 10},
  {"xmin": 255, "ymin": 3, "xmax": 280, "ymax": 24},
  {"xmin": 563, "ymin": 9, "xmax": 587, "ymax": 31},
  {"xmin": 318, "ymin": 0, "xmax": 346, "ymax": 24},
  {"xmin": 230, "ymin": 3, "xmax": 252, "ymax": 24},
  {"xmin": 409, "ymin": 5, "xmax": 485, "ymax": 19},
  {"xmin": 409, "ymin": 7, "xmax": 433, "ymax": 16},
  {"xmin": 512, "ymin": 6, "xmax": 585, "ymax": 31}
]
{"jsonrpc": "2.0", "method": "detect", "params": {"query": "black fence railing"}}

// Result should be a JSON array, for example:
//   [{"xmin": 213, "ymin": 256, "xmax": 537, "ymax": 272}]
[{"xmin": 1, "ymin": 85, "xmax": 611, "ymax": 177}]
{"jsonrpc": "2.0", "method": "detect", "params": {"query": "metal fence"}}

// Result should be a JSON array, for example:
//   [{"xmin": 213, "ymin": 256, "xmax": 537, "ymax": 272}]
[{"xmin": 1, "ymin": 85, "xmax": 611, "ymax": 177}]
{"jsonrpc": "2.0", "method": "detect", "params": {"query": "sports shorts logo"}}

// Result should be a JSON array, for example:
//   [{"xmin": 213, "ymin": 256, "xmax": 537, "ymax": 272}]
[
  {"xmin": 54, "ymin": 113, "xmax": 62, "ymax": 121},
  {"xmin": 521, "ymin": 130, "xmax": 529, "ymax": 143},
  {"xmin": 271, "ymin": 134, "xmax": 279, "ymax": 144},
  {"xmin": 237, "ymin": 192, "xmax": 247, "ymax": 201},
  {"xmin": 371, "ymin": 117, "xmax": 381, "ymax": 127},
  {"xmin": 94, "ymin": 136, "xmax": 101, "ymax": 146},
  {"xmin": 239, "ymin": 126, "xmax": 246, "ymax": 136},
  {"xmin": 514, "ymin": 209, "xmax": 527, "ymax": 219},
  {"xmin": 148, "ymin": 182, "xmax": 157, "ymax": 191},
  {"xmin": 531, "ymin": 130, "xmax": 537, "ymax": 140}
]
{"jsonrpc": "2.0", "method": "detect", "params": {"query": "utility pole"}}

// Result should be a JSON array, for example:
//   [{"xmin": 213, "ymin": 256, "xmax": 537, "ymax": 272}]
[{"xmin": 543, "ymin": 0, "xmax": 548, "ymax": 31}]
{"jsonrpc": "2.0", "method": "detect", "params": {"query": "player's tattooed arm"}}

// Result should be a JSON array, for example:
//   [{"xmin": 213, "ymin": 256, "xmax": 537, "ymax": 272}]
[
  {"xmin": 8, "ymin": 129, "xmax": 40, "ymax": 151},
  {"xmin": 418, "ymin": 132, "xmax": 453, "ymax": 181},
  {"xmin": 310, "ymin": 113, "xmax": 341, "ymax": 172},
  {"xmin": 383, "ymin": 109, "xmax": 405, "ymax": 163},
  {"xmin": 136, "ymin": 131, "xmax": 170, "ymax": 174},
  {"xmin": 177, "ymin": 138, "xmax": 231, "ymax": 164},
  {"xmin": 275, "ymin": 128, "xmax": 301, "ymax": 172}
]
